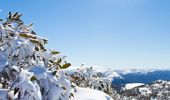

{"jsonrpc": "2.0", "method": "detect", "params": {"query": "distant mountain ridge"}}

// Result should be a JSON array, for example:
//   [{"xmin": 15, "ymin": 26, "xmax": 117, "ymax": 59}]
[
  {"xmin": 111, "ymin": 69, "xmax": 170, "ymax": 91},
  {"xmin": 113, "ymin": 69, "xmax": 170, "ymax": 84}
]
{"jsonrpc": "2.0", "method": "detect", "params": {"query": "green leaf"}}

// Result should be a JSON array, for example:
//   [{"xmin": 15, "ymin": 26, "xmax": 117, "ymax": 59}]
[
  {"xmin": 51, "ymin": 51, "xmax": 60, "ymax": 55},
  {"xmin": 19, "ymin": 33, "xmax": 36, "ymax": 39},
  {"xmin": 31, "ymin": 31, "xmax": 36, "ymax": 35},
  {"xmin": 43, "ymin": 39, "xmax": 48, "ymax": 44},
  {"xmin": 9, "ymin": 12, "xmax": 12, "ymax": 15},
  {"xmin": 19, "ymin": 33, "xmax": 30, "ymax": 38},
  {"xmin": 62, "ymin": 86, "xmax": 67, "ymax": 90},
  {"xmin": 14, "ymin": 88, "xmax": 19, "ymax": 95},
  {"xmin": 30, "ymin": 39, "xmax": 40, "ymax": 44},
  {"xmin": 8, "ymin": 12, "xmax": 12, "ymax": 20},
  {"xmin": 39, "ymin": 43, "xmax": 46, "ymax": 51},
  {"xmin": 0, "ymin": 19, "xmax": 3, "ymax": 21},
  {"xmin": 71, "ymin": 85, "xmax": 76, "ymax": 88},
  {"xmin": 61, "ymin": 63, "xmax": 71, "ymax": 69},
  {"xmin": 13, "ymin": 12, "xmax": 18, "ymax": 18},
  {"xmin": 28, "ymin": 23, "xmax": 34, "ymax": 27},
  {"xmin": 54, "ymin": 58, "xmax": 62, "ymax": 65},
  {"xmin": 14, "ymin": 13, "xmax": 22, "ymax": 20},
  {"xmin": 30, "ymin": 76, "xmax": 37, "ymax": 81},
  {"xmin": 49, "ymin": 60, "xmax": 54, "ymax": 63},
  {"xmin": 70, "ymin": 93, "xmax": 74, "ymax": 97},
  {"xmin": 52, "ymin": 71, "xmax": 57, "ymax": 75},
  {"xmin": 35, "ymin": 46, "xmax": 39, "ymax": 51}
]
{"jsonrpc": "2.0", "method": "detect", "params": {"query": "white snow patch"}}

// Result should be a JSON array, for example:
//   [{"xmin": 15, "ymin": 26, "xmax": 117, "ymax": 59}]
[
  {"xmin": 73, "ymin": 87, "xmax": 113, "ymax": 100},
  {"xmin": 125, "ymin": 83, "xmax": 144, "ymax": 90},
  {"xmin": 167, "ymin": 81, "xmax": 170, "ymax": 85}
]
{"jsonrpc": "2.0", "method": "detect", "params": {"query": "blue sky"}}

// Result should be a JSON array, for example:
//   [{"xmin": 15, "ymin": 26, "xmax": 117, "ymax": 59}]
[{"xmin": 0, "ymin": 0, "xmax": 170, "ymax": 69}]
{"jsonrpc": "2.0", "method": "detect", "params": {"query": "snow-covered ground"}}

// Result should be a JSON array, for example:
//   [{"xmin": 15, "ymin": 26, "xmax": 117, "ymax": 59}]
[
  {"xmin": 124, "ymin": 83, "xmax": 144, "ymax": 90},
  {"xmin": 73, "ymin": 87, "xmax": 113, "ymax": 100},
  {"xmin": 139, "ymin": 87, "xmax": 152, "ymax": 95}
]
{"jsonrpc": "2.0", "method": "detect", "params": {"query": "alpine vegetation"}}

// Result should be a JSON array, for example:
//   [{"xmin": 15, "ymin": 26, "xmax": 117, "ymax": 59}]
[
  {"xmin": 67, "ymin": 66, "xmax": 115, "ymax": 97},
  {"xmin": 0, "ymin": 12, "xmax": 72, "ymax": 100}
]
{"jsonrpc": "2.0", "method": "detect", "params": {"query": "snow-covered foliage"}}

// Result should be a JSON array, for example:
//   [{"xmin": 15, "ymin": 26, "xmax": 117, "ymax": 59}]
[
  {"xmin": 0, "ymin": 12, "xmax": 72, "ymax": 100},
  {"xmin": 66, "ymin": 66, "xmax": 116, "ymax": 97},
  {"xmin": 0, "ymin": 12, "xmax": 115, "ymax": 100}
]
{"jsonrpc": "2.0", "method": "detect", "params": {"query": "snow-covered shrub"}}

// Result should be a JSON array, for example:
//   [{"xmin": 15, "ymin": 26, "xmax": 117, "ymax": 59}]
[
  {"xmin": 66, "ymin": 66, "xmax": 115, "ymax": 97},
  {"xmin": 0, "ymin": 12, "xmax": 72, "ymax": 100}
]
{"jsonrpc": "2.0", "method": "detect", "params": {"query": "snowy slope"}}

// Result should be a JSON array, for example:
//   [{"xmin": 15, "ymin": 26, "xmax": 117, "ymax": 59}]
[{"xmin": 73, "ymin": 87, "xmax": 113, "ymax": 100}]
